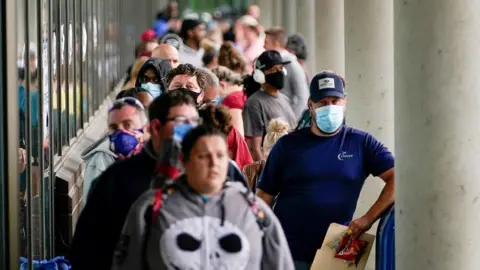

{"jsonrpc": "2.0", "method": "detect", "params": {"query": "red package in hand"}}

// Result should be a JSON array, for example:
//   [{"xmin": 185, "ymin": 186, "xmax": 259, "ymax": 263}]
[
  {"xmin": 334, "ymin": 238, "xmax": 368, "ymax": 266},
  {"xmin": 329, "ymin": 229, "xmax": 369, "ymax": 267}
]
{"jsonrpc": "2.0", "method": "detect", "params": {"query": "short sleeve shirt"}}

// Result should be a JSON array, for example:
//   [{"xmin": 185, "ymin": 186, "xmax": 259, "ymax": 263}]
[
  {"xmin": 222, "ymin": 91, "xmax": 247, "ymax": 110},
  {"xmin": 242, "ymin": 90, "xmax": 297, "ymax": 138},
  {"xmin": 257, "ymin": 126, "xmax": 394, "ymax": 262}
]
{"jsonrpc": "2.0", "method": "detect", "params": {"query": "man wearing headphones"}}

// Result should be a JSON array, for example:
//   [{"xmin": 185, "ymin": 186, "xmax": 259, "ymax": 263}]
[{"xmin": 242, "ymin": 50, "xmax": 297, "ymax": 161}]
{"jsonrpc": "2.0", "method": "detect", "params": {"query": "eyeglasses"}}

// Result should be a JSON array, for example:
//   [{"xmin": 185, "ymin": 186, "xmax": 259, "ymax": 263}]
[
  {"xmin": 165, "ymin": 116, "xmax": 202, "ymax": 125},
  {"xmin": 109, "ymin": 97, "xmax": 145, "ymax": 112}
]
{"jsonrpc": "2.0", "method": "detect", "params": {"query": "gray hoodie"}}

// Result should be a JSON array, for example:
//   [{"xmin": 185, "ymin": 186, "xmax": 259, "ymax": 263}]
[
  {"xmin": 113, "ymin": 177, "xmax": 295, "ymax": 270},
  {"xmin": 80, "ymin": 135, "xmax": 117, "ymax": 205},
  {"xmin": 280, "ymin": 50, "xmax": 309, "ymax": 119}
]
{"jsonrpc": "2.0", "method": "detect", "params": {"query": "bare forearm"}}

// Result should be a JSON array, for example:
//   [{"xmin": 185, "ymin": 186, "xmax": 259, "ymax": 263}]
[
  {"xmin": 251, "ymin": 147, "xmax": 263, "ymax": 161},
  {"xmin": 247, "ymin": 136, "xmax": 264, "ymax": 161},
  {"xmin": 256, "ymin": 189, "xmax": 274, "ymax": 207},
  {"xmin": 364, "ymin": 179, "xmax": 394, "ymax": 223}
]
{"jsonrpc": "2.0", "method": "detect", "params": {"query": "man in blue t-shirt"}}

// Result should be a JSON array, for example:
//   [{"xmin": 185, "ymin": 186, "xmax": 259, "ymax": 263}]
[{"xmin": 256, "ymin": 71, "xmax": 395, "ymax": 269}]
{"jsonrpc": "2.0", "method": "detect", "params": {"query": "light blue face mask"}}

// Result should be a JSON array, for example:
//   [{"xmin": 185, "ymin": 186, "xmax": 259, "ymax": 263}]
[
  {"xmin": 172, "ymin": 123, "xmax": 197, "ymax": 142},
  {"xmin": 141, "ymin": 83, "xmax": 162, "ymax": 98},
  {"xmin": 314, "ymin": 105, "xmax": 344, "ymax": 133},
  {"xmin": 213, "ymin": 96, "xmax": 225, "ymax": 105}
]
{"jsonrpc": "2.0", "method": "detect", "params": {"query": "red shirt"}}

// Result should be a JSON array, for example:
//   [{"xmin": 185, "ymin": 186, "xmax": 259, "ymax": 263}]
[
  {"xmin": 227, "ymin": 127, "xmax": 253, "ymax": 170},
  {"xmin": 222, "ymin": 91, "xmax": 247, "ymax": 110}
]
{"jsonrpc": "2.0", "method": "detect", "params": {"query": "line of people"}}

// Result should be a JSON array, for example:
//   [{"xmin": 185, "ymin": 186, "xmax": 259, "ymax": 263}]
[{"xmin": 70, "ymin": 3, "xmax": 395, "ymax": 270}]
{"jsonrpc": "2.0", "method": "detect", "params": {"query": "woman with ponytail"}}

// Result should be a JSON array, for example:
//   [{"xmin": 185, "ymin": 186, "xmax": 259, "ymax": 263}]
[{"xmin": 243, "ymin": 118, "xmax": 289, "ymax": 191}]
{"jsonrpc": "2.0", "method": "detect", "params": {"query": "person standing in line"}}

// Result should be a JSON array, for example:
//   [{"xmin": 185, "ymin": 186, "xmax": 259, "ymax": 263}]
[
  {"xmin": 113, "ymin": 125, "xmax": 294, "ymax": 270},
  {"xmin": 264, "ymin": 27, "xmax": 309, "ymax": 119},
  {"xmin": 81, "ymin": 97, "xmax": 147, "ymax": 205},
  {"xmin": 211, "ymin": 66, "xmax": 246, "ymax": 135},
  {"xmin": 243, "ymin": 118, "xmax": 289, "ymax": 192},
  {"xmin": 166, "ymin": 63, "xmax": 208, "ymax": 104},
  {"xmin": 179, "ymin": 19, "xmax": 206, "ymax": 67},
  {"xmin": 199, "ymin": 104, "xmax": 253, "ymax": 171},
  {"xmin": 135, "ymin": 58, "xmax": 173, "ymax": 99},
  {"xmin": 287, "ymin": 33, "xmax": 310, "ymax": 83},
  {"xmin": 70, "ymin": 91, "xmax": 201, "ymax": 270},
  {"xmin": 242, "ymin": 51, "xmax": 297, "ymax": 161},
  {"xmin": 256, "ymin": 71, "xmax": 395, "ymax": 270},
  {"xmin": 236, "ymin": 15, "xmax": 265, "ymax": 72},
  {"xmin": 218, "ymin": 41, "xmax": 249, "ymax": 76},
  {"xmin": 152, "ymin": 44, "xmax": 180, "ymax": 68},
  {"xmin": 198, "ymin": 67, "xmax": 220, "ymax": 105}
]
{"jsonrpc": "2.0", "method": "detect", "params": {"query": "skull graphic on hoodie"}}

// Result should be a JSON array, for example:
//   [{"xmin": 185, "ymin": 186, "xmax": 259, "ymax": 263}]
[{"xmin": 160, "ymin": 216, "xmax": 251, "ymax": 270}]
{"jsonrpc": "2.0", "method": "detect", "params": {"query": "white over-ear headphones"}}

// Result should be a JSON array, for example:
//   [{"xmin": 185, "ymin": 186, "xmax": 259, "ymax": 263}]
[{"xmin": 252, "ymin": 58, "xmax": 266, "ymax": 84}]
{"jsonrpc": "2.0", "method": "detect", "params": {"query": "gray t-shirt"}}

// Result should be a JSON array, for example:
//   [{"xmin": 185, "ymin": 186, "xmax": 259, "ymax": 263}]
[
  {"xmin": 243, "ymin": 90, "xmax": 297, "ymax": 138},
  {"xmin": 279, "ymin": 50, "xmax": 309, "ymax": 118}
]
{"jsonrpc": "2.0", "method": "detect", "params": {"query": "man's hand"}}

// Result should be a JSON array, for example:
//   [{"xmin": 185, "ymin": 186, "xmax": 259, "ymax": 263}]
[
  {"xmin": 18, "ymin": 148, "xmax": 26, "ymax": 173},
  {"xmin": 348, "ymin": 216, "xmax": 373, "ymax": 240}
]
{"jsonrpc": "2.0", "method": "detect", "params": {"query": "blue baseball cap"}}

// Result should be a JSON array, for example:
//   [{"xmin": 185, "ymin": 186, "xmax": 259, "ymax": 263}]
[{"xmin": 309, "ymin": 72, "xmax": 345, "ymax": 102}]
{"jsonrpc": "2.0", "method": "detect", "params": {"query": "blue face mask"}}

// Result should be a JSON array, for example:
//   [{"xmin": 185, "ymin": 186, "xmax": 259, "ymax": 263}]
[
  {"xmin": 141, "ymin": 83, "xmax": 162, "ymax": 98},
  {"xmin": 314, "ymin": 105, "xmax": 344, "ymax": 133},
  {"xmin": 173, "ymin": 123, "xmax": 196, "ymax": 142},
  {"xmin": 213, "ymin": 96, "xmax": 225, "ymax": 105},
  {"xmin": 109, "ymin": 129, "xmax": 144, "ymax": 156}
]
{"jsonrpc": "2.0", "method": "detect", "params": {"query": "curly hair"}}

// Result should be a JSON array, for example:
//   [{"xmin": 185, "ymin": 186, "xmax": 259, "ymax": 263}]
[
  {"xmin": 165, "ymin": 63, "xmax": 208, "ymax": 91},
  {"xmin": 218, "ymin": 41, "xmax": 248, "ymax": 76},
  {"xmin": 198, "ymin": 104, "xmax": 233, "ymax": 136}
]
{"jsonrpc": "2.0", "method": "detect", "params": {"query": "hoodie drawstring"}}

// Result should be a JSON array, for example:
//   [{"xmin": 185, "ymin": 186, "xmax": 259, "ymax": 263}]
[{"xmin": 219, "ymin": 192, "xmax": 226, "ymax": 226}]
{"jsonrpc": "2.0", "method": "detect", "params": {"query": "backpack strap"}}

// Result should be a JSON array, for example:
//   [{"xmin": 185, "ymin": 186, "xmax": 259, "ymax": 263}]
[
  {"xmin": 151, "ymin": 185, "xmax": 176, "ymax": 222},
  {"xmin": 142, "ymin": 182, "xmax": 177, "ymax": 270},
  {"xmin": 239, "ymin": 187, "xmax": 268, "ymax": 231}
]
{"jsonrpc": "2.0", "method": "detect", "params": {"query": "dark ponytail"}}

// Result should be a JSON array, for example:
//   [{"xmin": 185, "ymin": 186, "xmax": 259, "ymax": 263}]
[{"xmin": 243, "ymin": 75, "xmax": 261, "ymax": 98}]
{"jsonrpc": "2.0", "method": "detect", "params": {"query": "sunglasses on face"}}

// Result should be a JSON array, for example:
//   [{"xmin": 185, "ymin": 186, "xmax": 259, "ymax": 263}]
[{"xmin": 109, "ymin": 97, "xmax": 145, "ymax": 112}]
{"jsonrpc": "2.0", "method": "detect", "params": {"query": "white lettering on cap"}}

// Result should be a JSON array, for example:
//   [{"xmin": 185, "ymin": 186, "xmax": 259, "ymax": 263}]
[{"xmin": 318, "ymin": 78, "xmax": 335, "ymax": 90}]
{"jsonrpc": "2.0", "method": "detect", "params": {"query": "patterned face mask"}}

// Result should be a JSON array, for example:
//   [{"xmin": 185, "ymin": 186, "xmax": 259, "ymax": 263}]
[{"xmin": 109, "ymin": 129, "xmax": 144, "ymax": 157}]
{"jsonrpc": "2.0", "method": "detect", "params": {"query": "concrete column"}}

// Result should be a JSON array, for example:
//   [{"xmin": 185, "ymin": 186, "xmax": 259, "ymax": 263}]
[
  {"xmin": 256, "ymin": 0, "xmax": 273, "ymax": 29},
  {"xmin": 282, "ymin": 0, "xmax": 296, "ymax": 34},
  {"xmin": 296, "ymin": 0, "xmax": 316, "ymax": 75},
  {"xmin": 344, "ymin": 1, "xmax": 394, "ymax": 269},
  {"xmin": 315, "ymin": 0, "xmax": 345, "ymax": 75},
  {"xmin": 272, "ymin": 0, "xmax": 283, "ymax": 27},
  {"xmin": 395, "ymin": 1, "xmax": 480, "ymax": 269}
]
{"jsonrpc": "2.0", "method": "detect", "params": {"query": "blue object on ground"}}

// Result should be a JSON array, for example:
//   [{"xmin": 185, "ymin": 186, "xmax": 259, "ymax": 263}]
[{"xmin": 20, "ymin": 256, "xmax": 71, "ymax": 270}]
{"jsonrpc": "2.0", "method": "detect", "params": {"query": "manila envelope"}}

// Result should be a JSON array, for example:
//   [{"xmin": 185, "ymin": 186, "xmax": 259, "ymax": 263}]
[{"xmin": 310, "ymin": 223, "xmax": 375, "ymax": 270}]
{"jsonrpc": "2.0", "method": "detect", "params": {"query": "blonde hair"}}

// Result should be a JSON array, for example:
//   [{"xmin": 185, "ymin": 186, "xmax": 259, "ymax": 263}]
[
  {"xmin": 211, "ymin": 66, "xmax": 243, "ymax": 86},
  {"xmin": 263, "ymin": 118, "xmax": 289, "ymax": 151},
  {"xmin": 218, "ymin": 41, "xmax": 248, "ymax": 75}
]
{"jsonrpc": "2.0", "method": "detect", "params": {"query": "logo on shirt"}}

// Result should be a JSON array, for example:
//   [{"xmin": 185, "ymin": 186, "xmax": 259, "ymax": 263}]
[
  {"xmin": 337, "ymin": 151, "xmax": 354, "ymax": 161},
  {"xmin": 318, "ymin": 78, "xmax": 335, "ymax": 90}
]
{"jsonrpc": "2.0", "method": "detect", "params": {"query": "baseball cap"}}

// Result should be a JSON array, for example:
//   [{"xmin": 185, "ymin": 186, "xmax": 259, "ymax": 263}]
[
  {"xmin": 254, "ymin": 50, "xmax": 291, "ymax": 71},
  {"xmin": 159, "ymin": 33, "xmax": 183, "ymax": 51},
  {"xmin": 141, "ymin": 29, "xmax": 157, "ymax": 41},
  {"xmin": 309, "ymin": 72, "xmax": 345, "ymax": 102},
  {"xmin": 238, "ymin": 15, "xmax": 259, "ymax": 27}
]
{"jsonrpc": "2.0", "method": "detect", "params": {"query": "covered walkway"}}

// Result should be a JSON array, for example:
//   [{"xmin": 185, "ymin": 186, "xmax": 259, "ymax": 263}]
[{"xmin": 0, "ymin": 0, "xmax": 479, "ymax": 269}]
